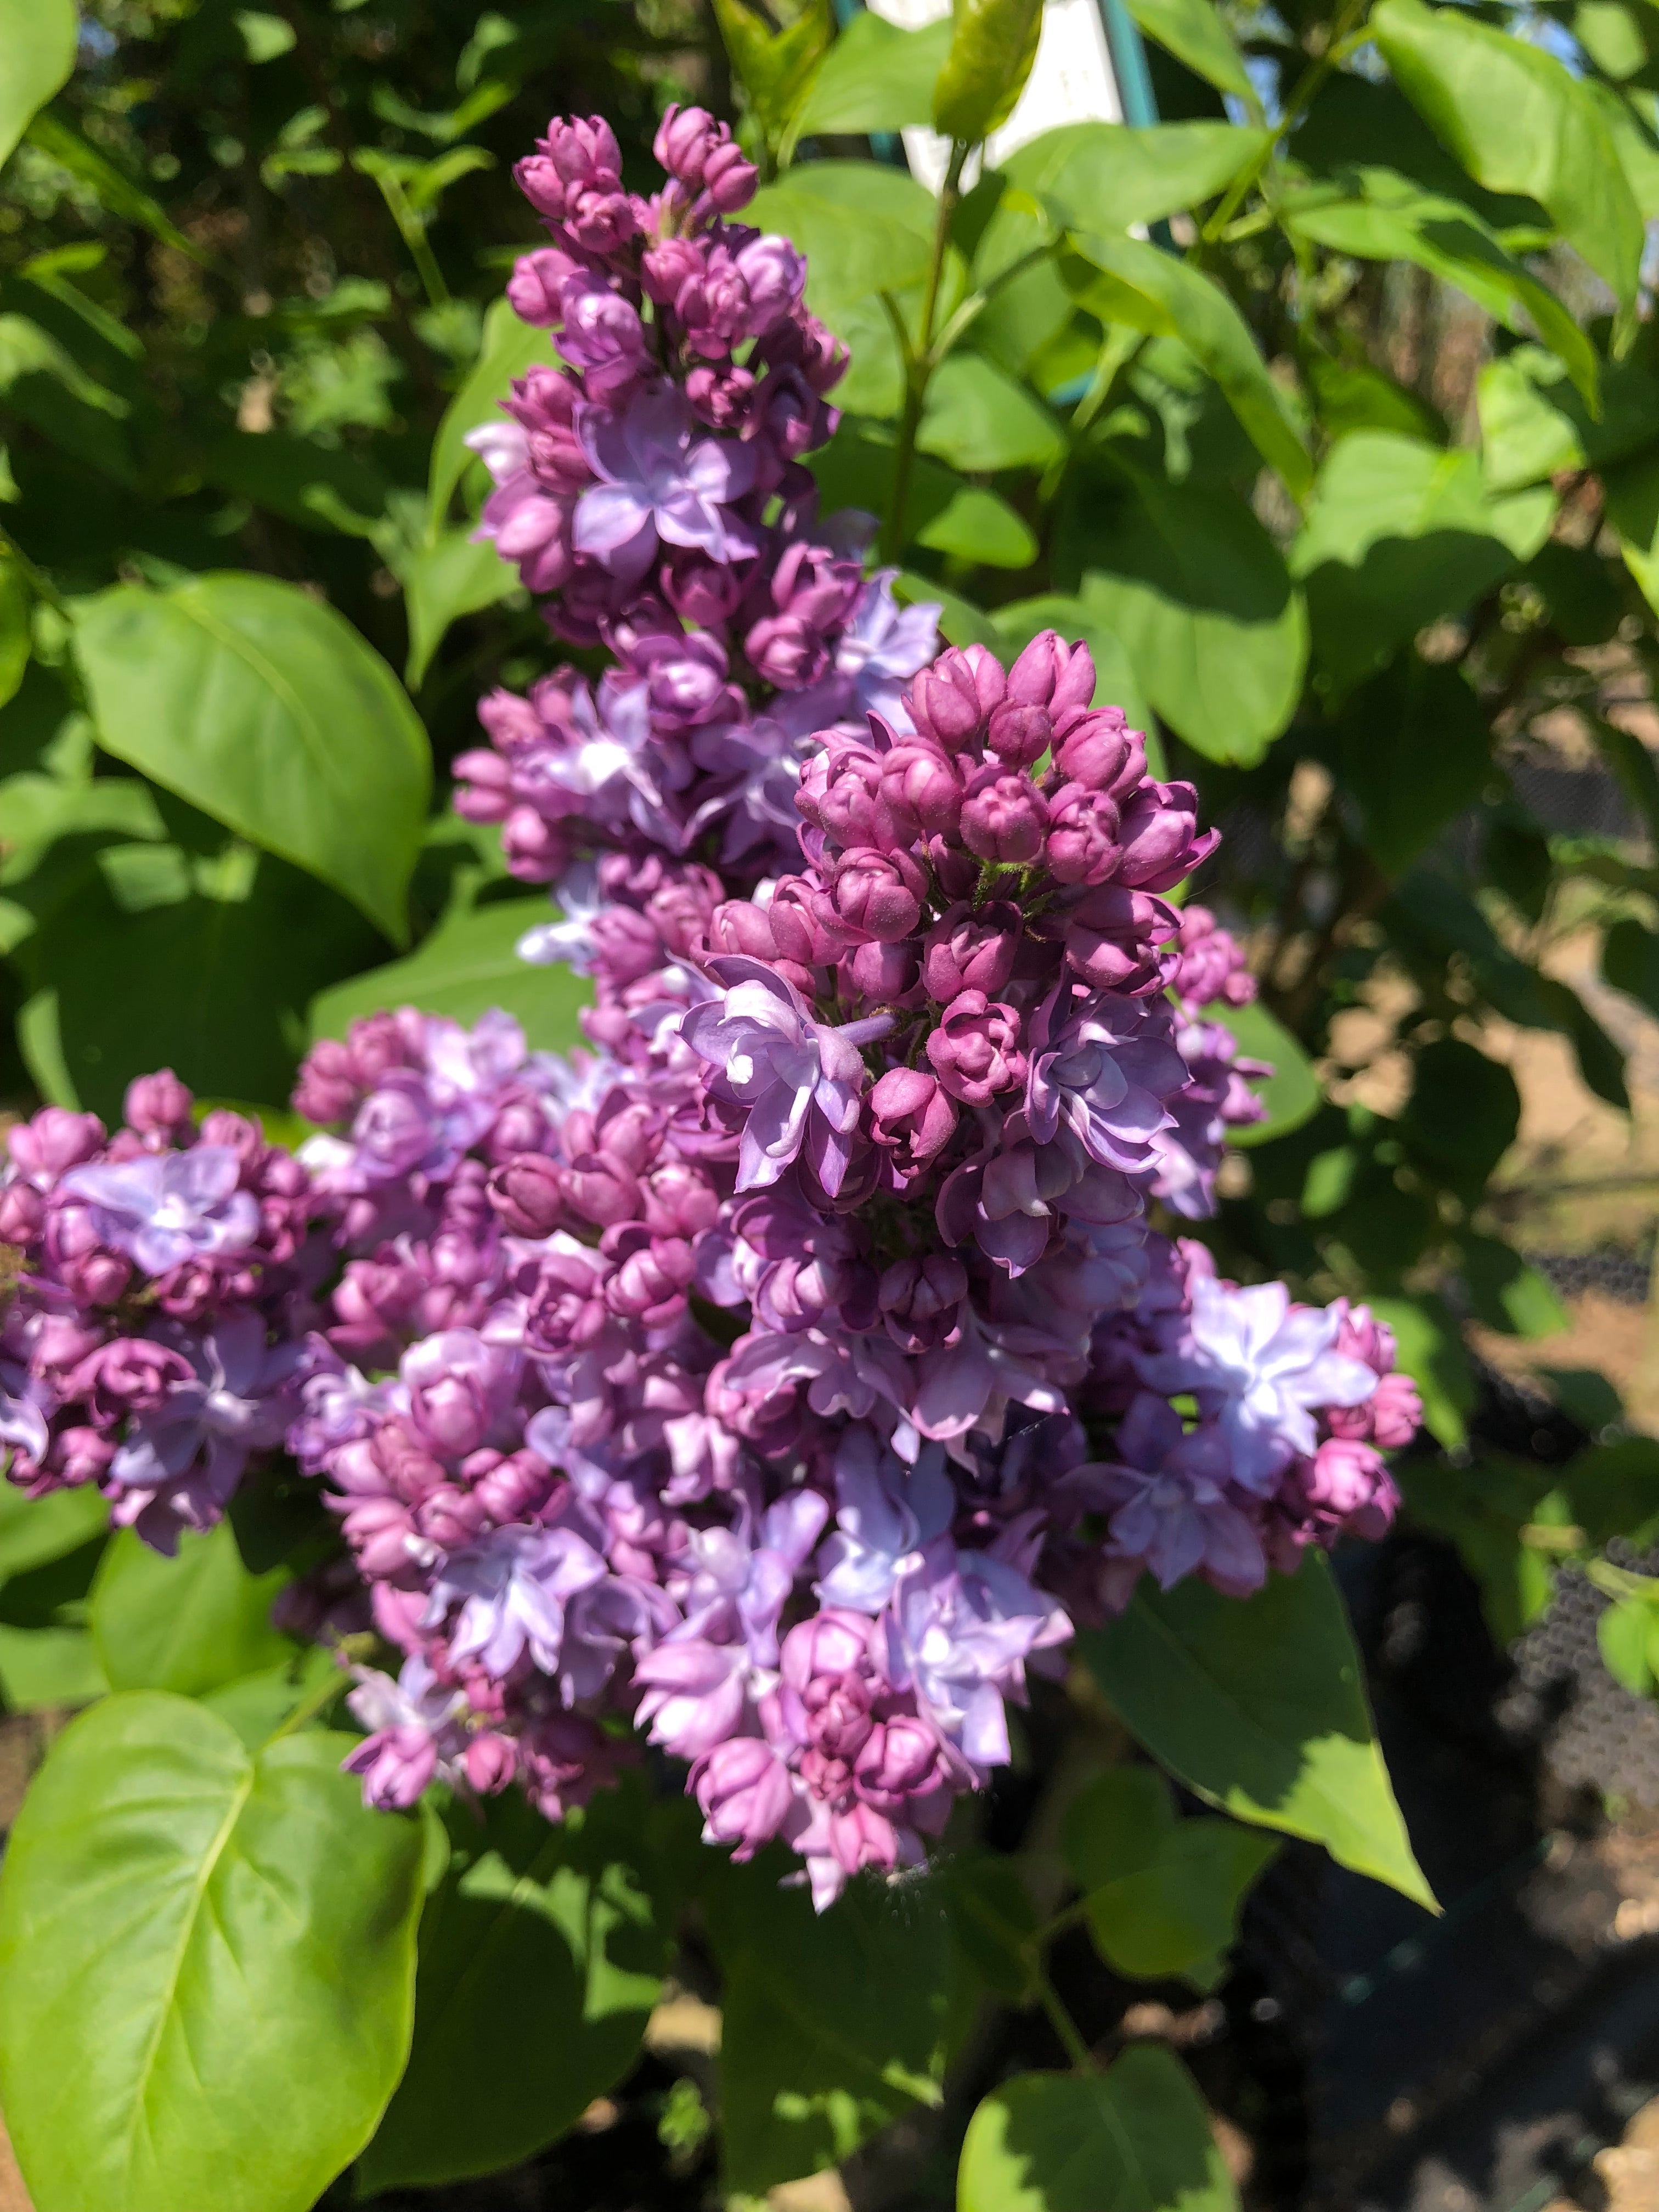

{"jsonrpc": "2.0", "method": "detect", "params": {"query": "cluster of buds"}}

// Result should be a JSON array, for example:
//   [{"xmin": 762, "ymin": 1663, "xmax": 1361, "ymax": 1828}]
[
  {"xmin": 453, "ymin": 106, "xmax": 939, "ymax": 888},
  {"xmin": 0, "ymin": 1077, "xmax": 317, "ymax": 1551}
]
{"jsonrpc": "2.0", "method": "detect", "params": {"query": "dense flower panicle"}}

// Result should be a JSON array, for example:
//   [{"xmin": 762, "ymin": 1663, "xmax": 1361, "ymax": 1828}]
[
  {"xmin": 281, "ymin": 599, "xmax": 1420, "ymax": 1900},
  {"xmin": 0, "ymin": 102, "xmax": 1426, "ymax": 1911},
  {"xmin": 0, "ymin": 1081, "xmax": 319, "ymax": 1553},
  {"xmin": 453, "ymin": 105, "xmax": 939, "ymax": 892}
]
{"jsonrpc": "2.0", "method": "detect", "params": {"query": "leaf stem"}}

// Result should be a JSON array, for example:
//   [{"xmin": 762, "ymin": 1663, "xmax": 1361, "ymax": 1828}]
[
  {"xmin": 1198, "ymin": 0, "xmax": 1372, "ymax": 248},
  {"xmin": 267, "ymin": 1661, "xmax": 353, "ymax": 1742},
  {"xmin": 881, "ymin": 138, "xmax": 970, "ymax": 566},
  {"xmin": 1034, "ymin": 1967, "xmax": 1096, "ymax": 2071}
]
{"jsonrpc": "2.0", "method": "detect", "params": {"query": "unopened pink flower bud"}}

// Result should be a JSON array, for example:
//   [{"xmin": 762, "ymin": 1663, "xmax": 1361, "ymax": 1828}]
[
  {"xmin": 506, "ymin": 246, "xmax": 577, "ymax": 326},
  {"xmin": 1052, "ymin": 706, "xmax": 1142, "ymax": 795},
  {"xmin": 961, "ymin": 766, "xmax": 1049, "ymax": 865},
  {"xmin": 829, "ymin": 846, "xmax": 926, "ymax": 941},
  {"xmin": 846, "ymin": 938, "xmax": 922, "ymax": 1004},
  {"xmin": 465, "ymin": 1733, "xmax": 517, "ymax": 1796},
  {"xmin": 123, "ymin": 1068, "xmax": 194, "ymax": 1139},
  {"xmin": 907, "ymin": 644, "xmax": 1005, "ymax": 751},
  {"xmin": 1044, "ymin": 783, "xmax": 1124, "ymax": 886},
  {"xmin": 879, "ymin": 740, "xmax": 962, "ymax": 842},
  {"xmin": 868, "ymin": 1065, "xmax": 958, "ymax": 1178},
  {"xmin": 986, "ymin": 701, "xmax": 1052, "ymax": 771},
  {"xmin": 926, "ymin": 991, "xmax": 1024, "ymax": 1105},
  {"xmin": 487, "ymin": 1153, "xmax": 568, "ymax": 1237},
  {"xmin": 693, "ymin": 1736, "xmax": 793, "ymax": 1858},
  {"xmin": 1006, "ymin": 629, "xmax": 1095, "ymax": 718},
  {"xmin": 767, "ymin": 879, "xmax": 851, "ymax": 966},
  {"xmin": 921, "ymin": 900, "xmax": 1022, "ymax": 1002}
]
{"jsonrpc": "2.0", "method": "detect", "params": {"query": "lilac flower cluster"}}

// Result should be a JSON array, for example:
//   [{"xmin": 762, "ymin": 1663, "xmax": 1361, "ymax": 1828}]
[
  {"xmin": 0, "ymin": 108, "xmax": 1426, "ymax": 1910},
  {"xmin": 285, "ymin": 604, "xmax": 1422, "ymax": 1903},
  {"xmin": 0, "ymin": 1076, "xmax": 316, "ymax": 1553},
  {"xmin": 452, "ymin": 104, "xmax": 939, "ymax": 886}
]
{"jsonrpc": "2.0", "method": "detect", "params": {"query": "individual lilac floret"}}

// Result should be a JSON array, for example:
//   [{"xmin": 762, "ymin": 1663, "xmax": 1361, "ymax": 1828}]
[
  {"xmin": 58, "ymin": 1145, "xmax": 259, "ymax": 1275},
  {"xmin": 680, "ymin": 956, "xmax": 893, "ymax": 1197},
  {"xmin": 1135, "ymin": 1276, "xmax": 1378, "ymax": 1491},
  {"xmin": 574, "ymin": 385, "xmax": 757, "ymax": 582},
  {"xmin": 424, "ymin": 1522, "xmax": 608, "ymax": 1681},
  {"xmin": 1077, "ymin": 1392, "xmax": 1265, "ymax": 1595},
  {"xmin": 343, "ymin": 1657, "xmax": 472, "ymax": 1810}
]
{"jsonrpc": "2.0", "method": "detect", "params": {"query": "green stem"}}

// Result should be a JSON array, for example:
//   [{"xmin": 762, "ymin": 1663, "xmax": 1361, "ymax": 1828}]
[
  {"xmin": 1198, "ymin": 0, "xmax": 1372, "ymax": 248},
  {"xmin": 267, "ymin": 1661, "xmax": 354, "ymax": 1742},
  {"xmin": 1034, "ymin": 1968, "xmax": 1096, "ymax": 2071},
  {"xmin": 0, "ymin": 523, "xmax": 71, "ymax": 619},
  {"xmin": 881, "ymin": 138, "xmax": 970, "ymax": 566}
]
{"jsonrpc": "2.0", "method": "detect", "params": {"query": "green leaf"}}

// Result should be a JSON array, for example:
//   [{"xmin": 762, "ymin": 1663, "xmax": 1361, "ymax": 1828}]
[
  {"xmin": 1065, "ymin": 470, "xmax": 1306, "ymax": 766},
  {"xmin": 16, "ymin": 845, "xmax": 386, "ymax": 1121},
  {"xmin": 1595, "ymin": 721, "xmax": 1659, "ymax": 854},
  {"xmin": 1599, "ymin": 1595, "xmax": 1655, "ymax": 1695},
  {"xmin": 72, "ymin": 572, "xmax": 430, "ymax": 945},
  {"xmin": 91, "ymin": 1522, "xmax": 296, "ymax": 1699},
  {"xmin": 1395, "ymin": 1457, "xmax": 1553, "ymax": 1647},
  {"xmin": 426, "ymin": 296, "xmax": 559, "ymax": 538},
  {"xmin": 1289, "ymin": 432, "xmax": 1542, "ymax": 693},
  {"xmin": 1079, "ymin": 1553, "xmax": 1434, "ymax": 1908},
  {"xmin": 788, "ymin": 12, "xmax": 953, "ymax": 146},
  {"xmin": 1333, "ymin": 656, "xmax": 1493, "ymax": 879},
  {"xmin": 1124, "ymin": 0, "xmax": 1254, "ymax": 106},
  {"xmin": 0, "ymin": 555, "xmax": 29, "ymax": 709},
  {"xmin": 1562, "ymin": 1437, "xmax": 1659, "ymax": 1550},
  {"xmin": 750, "ymin": 170, "xmax": 934, "ymax": 417},
  {"xmin": 934, "ymin": 0, "xmax": 1045, "ymax": 144},
  {"xmin": 309, "ymin": 892, "xmax": 591, "ymax": 1048},
  {"xmin": 26, "ymin": 114, "xmax": 205, "ymax": 263},
  {"xmin": 402, "ymin": 529, "xmax": 518, "ymax": 687},
  {"xmin": 920, "ymin": 353, "xmax": 1064, "ymax": 472},
  {"xmin": 958, "ymin": 2049, "xmax": 1239, "ymax": 2212},
  {"xmin": 1372, "ymin": 0, "xmax": 1644, "ymax": 307},
  {"xmin": 0, "ymin": 1625, "xmax": 106, "ymax": 1711},
  {"xmin": 812, "ymin": 422, "xmax": 1036, "ymax": 568},
  {"xmin": 1479, "ymin": 348, "xmax": 1659, "ymax": 496},
  {"xmin": 1306, "ymin": 354, "xmax": 1443, "ymax": 447},
  {"xmin": 1600, "ymin": 446, "xmax": 1659, "ymax": 626},
  {"xmin": 1283, "ymin": 172, "xmax": 1598, "ymax": 406},
  {"xmin": 1605, "ymin": 914, "xmax": 1659, "ymax": 1019},
  {"xmin": 714, "ymin": 0, "xmax": 835, "ymax": 143},
  {"xmin": 1210, "ymin": 999, "xmax": 1319, "ymax": 1146},
  {"xmin": 1007, "ymin": 121, "xmax": 1269, "ymax": 234},
  {"xmin": 1402, "ymin": 1036, "xmax": 1520, "ymax": 1186},
  {"xmin": 0, "ymin": 1694, "xmax": 422, "ymax": 2212},
  {"xmin": 359, "ymin": 1786, "xmax": 670, "ymax": 2192},
  {"xmin": 0, "ymin": 1479, "xmax": 106, "ymax": 1584},
  {"xmin": 1066, "ymin": 235, "xmax": 1311, "ymax": 499},
  {"xmin": 0, "ymin": 0, "xmax": 77, "ymax": 170},
  {"xmin": 1063, "ymin": 1769, "xmax": 1276, "ymax": 1991},
  {"xmin": 1368, "ymin": 1293, "xmax": 1472, "ymax": 1452},
  {"xmin": 1459, "ymin": 1235, "xmax": 1570, "ymax": 1340},
  {"xmin": 935, "ymin": 1856, "xmax": 1040, "ymax": 2004},
  {"xmin": 707, "ymin": 1858, "xmax": 951, "ymax": 2194}
]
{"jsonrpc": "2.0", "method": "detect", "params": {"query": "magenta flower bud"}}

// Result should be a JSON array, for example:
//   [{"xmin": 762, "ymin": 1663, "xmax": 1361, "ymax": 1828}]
[
  {"xmin": 879, "ymin": 739, "xmax": 962, "ymax": 842},
  {"xmin": 878, "ymin": 1254, "xmax": 967, "ymax": 1353},
  {"xmin": 541, "ymin": 112, "xmax": 622, "ymax": 188},
  {"xmin": 854, "ymin": 1714, "xmax": 947, "ymax": 1808},
  {"xmin": 766, "ymin": 878, "xmax": 851, "ymax": 966},
  {"xmin": 1044, "ymin": 783, "xmax": 1124, "ymax": 887},
  {"xmin": 845, "ymin": 938, "xmax": 921, "ymax": 1005},
  {"xmin": 469, "ymin": 1448, "xmax": 557, "ymax": 1524},
  {"xmin": 604, "ymin": 1232, "xmax": 694, "ymax": 1325},
  {"xmin": 415, "ymin": 1482, "xmax": 493, "ymax": 1548},
  {"xmin": 55, "ymin": 1425, "xmax": 114, "ymax": 1488},
  {"xmin": 0, "ymin": 1180, "xmax": 43, "ymax": 1243},
  {"xmin": 701, "ymin": 136, "xmax": 758, "ymax": 213},
  {"xmin": 907, "ymin": 644, "xmax": 1005, "ymax": 751},
  {"xmin": 641, "ymin": 1159, "xmax": 721, "ymax": 1237},
  {"xmin": 487, "ymin": 1153, "xmax": 568, "ymax": 1237},
  {"xmin": 451, "ymin": 748, "xmax": 512, "ymax": 824},
  {"xmin": 342, "ymin": 1497, "xmax": 420, "ymax": 1579},
  {"xmin": 1006, "ymin": 629, "xmax": 1096, "ymax": 718},
  {"xmin": 798, "ymin": 742, "xmax": 894, "ymax": 849},
  {"xmin": 683, "ymin": 362, "xmax": 755, "ymax": 427},
  {"xmin": 662, "ymin": 549, "xmax": 747, "ymax": 625},
  {"xmin": 500, "ymin": 806, "xmax": 569, "ymax": 884},
  {"xmin": 9, "ymin": 1108, "xmax": 105, "ymax": 1181},
  {"xmin": 560, "ymin": 1155, "xmax": 642, "ymax": 1231},
  {"xmin": 1062, "ymin": 885, "xmax": 1177, "ymax": 994},
  {"xmin": 1052, "ymin": 706, "xmax": 1142, "ymax": 796},
  {"xmin": 464, "ymin": 1733, "xmax": 517, "ymax": 1796},
  {"xmin": 641, "ymin": 234, "xmax": 703, "ymax": 306},
  {"xmin": 506, "ymin": 246, "xmax": 577, "ymax": 327},
  {"xmin": 745, "ymin": 612, "xmax": 829, "ymax": 689},
  {"xmin": 706, "ymin": 899, "xmax": 780, "ymax": 962},
  {"xmin": 781, "ymin": 1607, "xmax": 873, "ymax": 1689},
  {"xmin": 985, "ymin": 701, "xmax": 1052, "ymax": 771},
  {"xmin": 123, "ymin": 1068, "xmax": 194, "ymax": 1140},
  {"xmin": 1118, "ymin": 781, "xmax": 1220, "ymax": 891},
  {"xmin": 343, "ymin": 1724, "xmax": 438, "ymax": 1812},
  {"xmin": 84, "ymin": 1338, "xmax": 194, "ymax": 1426},
  {"xmin": 926, "ymin": 991, "xmax": 1025, "ymax": 1105},
  {"xmin": 961, "ymin": 765, "xmax": 1049, "ymax": 865},
  {"xmin": 654, "ymin": 101, "xmax": 716, "ymax": 183},
  {"xmin": 921, "ymin": 899, "xmax": 1021, "ymax": 1002},
  {"xmin": 514, "ymin": 154, "xmax": 569, "ymax": 218},
  {"xmin": 829, "ymin": 846, "xmax": 926, "ymax": 941},
  {"xmin": 692, "ymin": 1737, "xmax": 793, "ymax": 1859},
  {"xmin": 868, "ymin": 1066, "xmax": 958, "ymax": 1176}
]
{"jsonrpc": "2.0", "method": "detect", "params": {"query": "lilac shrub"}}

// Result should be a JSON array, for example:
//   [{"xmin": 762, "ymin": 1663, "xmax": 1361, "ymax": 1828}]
[{"xmin": 0, "ymin": 106, "xmax": 1423, "ymax": 1911}]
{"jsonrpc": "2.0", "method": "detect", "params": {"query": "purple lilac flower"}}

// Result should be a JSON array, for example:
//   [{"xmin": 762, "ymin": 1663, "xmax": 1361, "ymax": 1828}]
[
  {"xmin": 58, "ymin": 1145, "xmax": 259, "ymax": 1274},
  {"xmin": 574, "ymin": 385, "xmax": 757, "ymax": 581}
]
